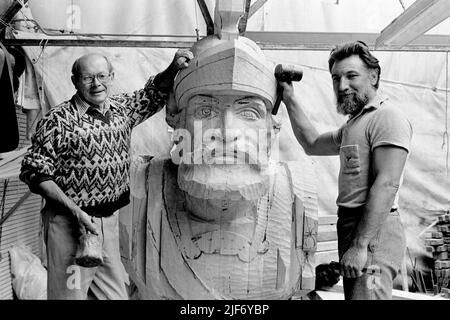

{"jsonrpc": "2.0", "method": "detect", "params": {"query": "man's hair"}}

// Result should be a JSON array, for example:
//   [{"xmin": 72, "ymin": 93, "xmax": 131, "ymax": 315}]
[
  {"xmin": 71, "ymin": 54, "xmax": 113, "ymax": 77},
  {"xmin": 328, "ymin": 41, "xmax": 381, "ymax": 89}
]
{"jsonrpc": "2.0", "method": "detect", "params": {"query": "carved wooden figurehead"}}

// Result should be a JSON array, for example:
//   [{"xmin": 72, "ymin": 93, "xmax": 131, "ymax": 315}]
[{"xmin": 126, "ymin": 0, "xmax": 318, "ymax": 300}]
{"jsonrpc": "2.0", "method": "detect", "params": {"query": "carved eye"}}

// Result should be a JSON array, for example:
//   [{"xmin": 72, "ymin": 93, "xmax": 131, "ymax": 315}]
[
  {"xmin": 194, "ymin": 106, "xmax": 218, "ymax": 119},
  {"xmin": 237, "ymin": 109, "xmax": 260, "ymax": 121}
]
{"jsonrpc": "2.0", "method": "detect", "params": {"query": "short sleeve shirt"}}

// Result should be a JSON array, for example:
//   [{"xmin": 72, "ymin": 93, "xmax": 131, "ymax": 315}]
[{"xmin": 331, "ymin": 96, "xmax": 413, "ymax": 208}]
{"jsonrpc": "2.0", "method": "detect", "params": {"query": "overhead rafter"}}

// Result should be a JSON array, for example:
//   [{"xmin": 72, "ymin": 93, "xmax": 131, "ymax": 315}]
[
  {"xmin": 248, "ymin": 0, "xmax": 268, "ymax": 18},
  {"xmin": 196, "ymin": 0, "xmax": 214, "ymax": 35},
  {"xmin": 375, "ymin": 0, "xmax": 450, "ymax": 49},
  {"xmin": 0, "ymin": 0, "xmax": 28, "ymax": 37},
  {"xmin": 5, "ymin": 31, "xmax": 450, "ymax": 52}
]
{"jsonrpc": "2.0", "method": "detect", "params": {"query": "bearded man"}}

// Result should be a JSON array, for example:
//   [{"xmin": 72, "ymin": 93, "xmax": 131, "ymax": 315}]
[
  {"xmin": 281, "ymin": 41, "xmax": 413, "ymax": 300},
  {"xmin": 121, "ymin": 31, "xmax": 319, "ymax": 299}
]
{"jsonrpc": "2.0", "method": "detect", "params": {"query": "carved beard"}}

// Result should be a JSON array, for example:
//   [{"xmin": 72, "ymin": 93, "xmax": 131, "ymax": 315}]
[
  {"xmin": 336, "ymin": 91, "xmax": 369, "ymax": 117},
  {"xmin": 177, "ymin": 163, "xmax": 271, "ymax": 201}
]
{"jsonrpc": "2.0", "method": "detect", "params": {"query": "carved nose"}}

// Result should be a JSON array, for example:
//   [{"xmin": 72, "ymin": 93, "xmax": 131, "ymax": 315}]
[{"xmin": 221, "ymin": 110, "xmax": 240, "ymax": 142}]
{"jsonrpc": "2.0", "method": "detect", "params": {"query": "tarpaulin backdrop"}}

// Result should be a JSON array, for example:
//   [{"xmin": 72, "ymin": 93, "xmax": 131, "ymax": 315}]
[{"xmin": 8, "ymin": 0, "xmax": 450, "ymax": 266}]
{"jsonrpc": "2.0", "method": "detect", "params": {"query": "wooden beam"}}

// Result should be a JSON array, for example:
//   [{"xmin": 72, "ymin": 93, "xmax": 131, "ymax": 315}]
[
  {"xmin": 196, "ymin": 0, "xmax": 214, "ymax": 36},
  {"xmin": 0, "ymin": 190, "xmax": 32, "ymax": 226},
  {"xmin": 375, "ymin": 0, "xmax": 450, "ymax": 49},
  {"xmin": 246, "ymin": 31, "xmax": 450, "ymax": 52},
  {"xmin": 1, "ymin": 38, "xmax": 195, "ymax": 48},
  {"xmin": 0, "ymin": 0, "xmax": 28, "ymax": 27},
  {"xmin": 0, "ymin": 0, "xmax": 28, "ymax": 37},
  {"xmin": 249, "ymin": 0, "xmax": 268, "ymax": 18},
  {"xmin": 4, "ymin": 31, "xmax": 450, "ymax": 52}
]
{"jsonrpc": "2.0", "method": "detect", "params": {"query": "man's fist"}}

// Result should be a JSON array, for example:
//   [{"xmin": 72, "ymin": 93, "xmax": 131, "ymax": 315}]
[{"xmin": 171, "ymin": 49, "xmax": 194, "ymax": 71}]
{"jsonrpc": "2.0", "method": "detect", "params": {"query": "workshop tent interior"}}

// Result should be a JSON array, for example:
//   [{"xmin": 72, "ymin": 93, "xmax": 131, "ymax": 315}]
[{"xmin": 1, "ymin": 0, "xmax": 450, "ymax": 299}]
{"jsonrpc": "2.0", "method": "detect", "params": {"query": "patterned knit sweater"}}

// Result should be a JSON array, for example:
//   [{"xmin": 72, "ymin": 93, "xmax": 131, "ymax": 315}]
[{"xmin": 20, "ymin": 77, "xmax": 167, "ymax": 216}]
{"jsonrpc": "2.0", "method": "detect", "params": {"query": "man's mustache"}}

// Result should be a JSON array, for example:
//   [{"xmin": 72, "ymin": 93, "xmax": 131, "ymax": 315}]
[{"xmin": 337, "ymin": 92, "xmax": 355, "ymax": 103}]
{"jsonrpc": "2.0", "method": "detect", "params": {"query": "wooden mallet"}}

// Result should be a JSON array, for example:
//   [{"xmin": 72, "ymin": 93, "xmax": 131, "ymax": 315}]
[{"xmin": 272, "ymin": 64, "xmax": 303, "ymax": 115}]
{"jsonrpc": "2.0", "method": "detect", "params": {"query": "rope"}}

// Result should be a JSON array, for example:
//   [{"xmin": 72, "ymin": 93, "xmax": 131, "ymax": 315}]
[
  {"xmin": 32, "ymin": 38, "xmax": 48, "ymax": 64},
  {"xmin": 37, "ymin": 39, "xmax": 48, "ymax": 115},
  {"xmin": 193, "ymin": 0, "xmax": 200, "ymax": 41},
  {"xmin": 0, "ymin": 180, "xmax": 8, "ymax": 218},
  {"xmin": 70, "ymin": 0, "xmax": 74, "ymax": 33},
  {"xmin": 0, "ymin": 180, "xmax": 9, "ymax": 258}
]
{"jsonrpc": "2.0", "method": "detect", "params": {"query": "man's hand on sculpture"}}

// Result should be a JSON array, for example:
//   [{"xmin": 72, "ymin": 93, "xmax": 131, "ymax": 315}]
[
  {"xmin": 171, "ymin": 49, "xmax": 194, "ymax": 71},
  {"xmin": 340, "ymin": 245, "xmax": 368, "ymax": 278},
  {"xmin": 154, "ymin": 49, "xmax": 194, "ymax": 93},
  {"xmin": 74, "ymin": 209, "xmax": 98, "ymax": 236}
]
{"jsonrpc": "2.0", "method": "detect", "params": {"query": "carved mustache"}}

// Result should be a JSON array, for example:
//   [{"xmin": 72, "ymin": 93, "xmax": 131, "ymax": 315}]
[{"xmin": 181, "ymin": 142, "xmax": 267, "ymax": 165}]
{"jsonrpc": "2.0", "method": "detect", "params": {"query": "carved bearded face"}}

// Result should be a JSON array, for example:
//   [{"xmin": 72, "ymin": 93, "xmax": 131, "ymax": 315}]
[{"xmin": 173, "ymin": 92, "xmax": 275, "ymax": 201}]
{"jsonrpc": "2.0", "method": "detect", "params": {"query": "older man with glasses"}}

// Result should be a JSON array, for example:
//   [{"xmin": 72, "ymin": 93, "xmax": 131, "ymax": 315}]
[{"xmin": 20, "ymin": 50, "xmax": 192, "ymax": 300}]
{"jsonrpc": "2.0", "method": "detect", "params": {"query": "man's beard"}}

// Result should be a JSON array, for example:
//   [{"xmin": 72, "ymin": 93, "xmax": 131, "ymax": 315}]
[
  {"xmin": 177, "ymin": 163, "xmax": 272, "ymax": 201},
  {"xmin": 336, "ymin": 91, "xmax": 369, "ymax": 117}
]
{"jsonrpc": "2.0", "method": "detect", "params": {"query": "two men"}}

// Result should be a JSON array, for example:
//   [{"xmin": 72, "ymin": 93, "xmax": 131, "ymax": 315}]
[
  {"xmin": 20, "ymin": 50, "xmax": 192, "ymax": 299},
  {"xmin": 281, "ymin": 41, "xmax": 412, "ymax": 299}
]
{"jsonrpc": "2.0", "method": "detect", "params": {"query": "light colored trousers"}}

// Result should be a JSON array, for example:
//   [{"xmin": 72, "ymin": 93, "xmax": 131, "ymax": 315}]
[
  {"xmin": 337, "ymin": 208, "xmax": 406, "ymax": 300},
  {"xmin": 42, "ymin": 205, "xmax": 129, "ymax": 300}
]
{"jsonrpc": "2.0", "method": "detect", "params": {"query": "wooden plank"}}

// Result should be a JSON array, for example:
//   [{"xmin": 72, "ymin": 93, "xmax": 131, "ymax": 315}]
[
  {"xmin": 0, "ymin": 0, "xmax": 28, "ymax": 31},
  {"xmin": 0, "ymin": 223, "xmax": 39, "ymax": 238},
  {"xmin": 0, "ymin": 146, "xmax": 28, "ymax": 168},
  {"xmin": 315, "ymin": 250, "xmax": 338, "ymax": 265},
  {"xmin": 318, "ymin": 224, "xmax": 337, "ymax": 242},
  {"xmin": 317, "ymin": 240, "xmax": 337, "ymax": 252},
  {"xmin": 4, "ymin": 32, "xmax": 450, "ymax": 52},
  {"xmin": 319, "ymin": 215, "xmax": 337, "ymax": 225},
  {"xmin": 376, "ymin": 0, "xmax": 450, "ymax": 48},
  {"xmin": 317, "ymin": 280, "xmax": 448, "ymax": 300},
  {"xmin": 0, "ymin": 234, "xmax": 40, "ymax": 251},
  {"xmin": 248, "ymin": 0, "xmax": 268, "ymax": 18},
  {"xmin": 0, "ymin": 211, "xmax": 41, "ymax": 226}
]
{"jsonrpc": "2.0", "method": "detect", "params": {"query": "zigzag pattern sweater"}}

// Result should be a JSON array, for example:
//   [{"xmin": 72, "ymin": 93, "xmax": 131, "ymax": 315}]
[{"xmin": 20, "ymin": 77, "xmax": 167, "ymax": 216}]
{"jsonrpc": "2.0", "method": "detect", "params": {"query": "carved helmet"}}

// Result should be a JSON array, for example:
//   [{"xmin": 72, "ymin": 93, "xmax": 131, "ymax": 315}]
[{"xmin": 173, "ymin": 35, "xmax": 277, "ymax": 112}]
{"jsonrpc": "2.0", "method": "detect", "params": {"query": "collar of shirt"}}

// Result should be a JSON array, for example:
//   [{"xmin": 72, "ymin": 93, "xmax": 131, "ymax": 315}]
[
  {"xmin": 73, "ymin": 92, "xmax": 110, "ymax": 116},
  {"xmin": 348, "ymin": 94, "xmax": 388, "ymax": 121}
]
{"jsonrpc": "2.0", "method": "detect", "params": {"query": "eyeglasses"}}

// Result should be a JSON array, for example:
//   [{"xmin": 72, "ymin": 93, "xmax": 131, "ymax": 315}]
[{"xmin": 78, "ymin": 72, "xmax": 111, "ymax": 84}]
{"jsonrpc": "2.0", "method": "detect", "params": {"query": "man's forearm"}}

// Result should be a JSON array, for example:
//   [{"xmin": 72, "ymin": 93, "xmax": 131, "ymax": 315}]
[
  {"xmin": 152, "ymin": 65, "xmax": 178, "ymax": 94},
  {"xmin": 34, "ymin": 180, "xmax": 98, "ymax": 234},
  {"xmin": 35, "ymin": 180, "xmax": 81, "ymax": 217},
  {"xmin": 284, "ymin": 95, "xmax": 321, "ymax": 155},
  {"xmin": 351, "ymin": 180, "xmax": 398, "ymax": 249}
]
